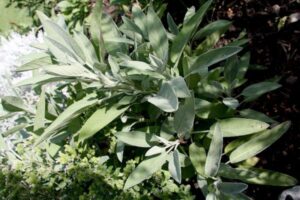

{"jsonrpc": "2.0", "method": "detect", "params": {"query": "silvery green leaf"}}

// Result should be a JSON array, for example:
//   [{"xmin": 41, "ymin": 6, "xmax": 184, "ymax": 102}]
[
  {"xmin": 169, "ymin": 77, "xmax": 191, "ymax": 98},
  {"xmin": 145, "ymin": 146, "xmax": 165, "ymax": 157},
  {"xmin": 174, "ymin": 96, "xmax": 195, "ymax": 137},
  {"xmin": 222, "ymin": 97, "xmax": 239, "ymax": 109},
  {"xmin": 116, "ymin": 131, "xmax": 158, "ymax": 148},
  {"xmin": 224, "ymin": 55, "xmax": 239, "ymax": 85},
  {"xmin": 217, "ymin": 182, "xmax": 248, "ymax": 194},
  {"xmin": 124, "ymin": 152, "xmax": 168, "ymax": 189},
  {"xmin": 78, "ymin": 105, "xmax": 128, "ymax": 142},
  {"xmin": 149, "ymin": 54, "xmax": 164, "ymax": 71},
  {"xmin": 239, "ymin": 109, "xmax": 276, "ymax": 124},
  {"xmin": 89, "ymin": 0, "xmax": 104, "ymax": 60},
  {"xmin": 35, "ymin": 94, "xmax": 98, "ymax": 145},
  {"xmin": 121, "ymin": 16, "xmax": 144, "ymax": 38},
  {"xmin": 205, "ymin": 123, "xmax": 223, "ymax": 177},
  {"xmin": 100, "ymin": 13, "xmax": 127, "ymax": 55},
  {"xmin": 170, "ymin": 0, "xmax": 212, "ymax": 64},
  {"xmin": 1, "ymin": 96, "xmax": 34, "ymax": 114},
  {"xmin": 197, "ymin": 175, "xmax": 208, "ymax": 196},
  {"xmin": 44, "ymin": 64, "xmax": 98, "ymax": 80},
  {"xmin": 132, "ymin": 5, "xmax": 148, "ymax": 39},
  {"xmin": 218, "ymin": 163, "xmax": 256, "ymax": 181},
  {"xmin": 189, "ymin": 143, "xmax": 206, "ymax": 176},
  {"xmin": 155, "ymin": 136, "xmax": 171, "ymax": 146},
  {"xmin": 37, "ymin": 11, "xmax": 85, "ymax": 63},
  {"xmin": 120, "ymin": 60, "xmax": 154, "ymax": 71},
  {"xmin": 146, "ymin": 82, "xmax": 178, "ymax": 112},
  {"xmin": 167, "ymin": 13, "xmax": 179, "ymax": 35},
  {"xmin": 219, "ymin": 164, "xmax": 297, "ymax": 186},
  {"xmin": 105, "ymin": 37, "xmax": 135, "ymax": 45},
  {"xmin": 116, "ymin": 141, "xmax": 125, "ymax": 162},
  {"xmin": 241, "ymin": 82, "xmax": 281, "ymax": 102},
  {"xmin": 168, "ymin": 149, "xmax": 182, "ymax": 183},
  {"xmin": 16, "ymin": 52, "xmax": 52, "ymax": 72},
  {"xmin": 210, "ymin": 118, "xmax": 269, "ymax": 137},
  {"xmin": 44, "ymin": 37, "xmax": 79, "ymax": 64},
  {"xmin": 230, "ymin": 121, "xmax": 290, "ymax": 163},
  {"xmin": 188, "ymin": 47, "xmax": 242, "ymax": 76},
  {"xmin": 147, "ymin": 5, "xmax": 169, "ymax": 62},
  {"xmin": 236, "ymin": 52, "xmax": 250, "ymax": 80},
  {"xmin": 16, "ymin": 74, "xmax": 64, "ymax": 87},
  {"xmin": 108, "ymin": 56, "xmax": 120, "ymax": 78},
  {"xmin": 73, "ymin": 31, "xmax": 100, "ymax": 68},
  {"xmin": 224, "ymin": 136, "xmax": 254, "ymax": 154},
  {"xmin": 194, "ymin": 20, "xmax": 232, "ymax": 41}
]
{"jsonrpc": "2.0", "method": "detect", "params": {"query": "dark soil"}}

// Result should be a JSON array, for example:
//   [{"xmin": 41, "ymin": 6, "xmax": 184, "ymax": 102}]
[
  {"xmin": 167, "ymin": 0, "xmax": 300, "ymax": 199},
  {"xmin": 212, "ymin": 1, "xmax": 300, "ymax": 199}
]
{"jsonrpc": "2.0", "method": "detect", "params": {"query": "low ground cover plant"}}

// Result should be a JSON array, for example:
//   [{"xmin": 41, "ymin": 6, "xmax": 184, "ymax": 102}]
[{"xmin": 0, "ymin": 1, "xmax": 297, "ymax": 199}]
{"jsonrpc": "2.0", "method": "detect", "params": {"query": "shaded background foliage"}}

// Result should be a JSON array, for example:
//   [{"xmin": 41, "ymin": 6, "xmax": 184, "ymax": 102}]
[{"xmin": 1, "ymin": 0, "xmax": 300, "ymax": 199}]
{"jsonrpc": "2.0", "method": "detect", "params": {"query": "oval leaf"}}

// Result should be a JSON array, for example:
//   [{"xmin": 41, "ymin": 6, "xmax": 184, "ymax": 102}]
[
  {"xmin": 147, "ymin": 6, "xmax": 169, "ymax": 62},
  {"xmin": 116, "ymin": 131, "xmax": 157, "ymax": 148},
  {"xmin": 168, "ymin": 149, "xmax": 182, "ymax": 183},
  {"xmin": 78, "ymin": 105, "xmax": 128, "ymax": 142},
  {"xmin": 35, "ymin": 94, "xmax": 98, "ymax": 145},
  {"xmin": 221, "ymin": 166, "xmax": 297, "ymax": 187},
  {"xmin": 217, "ymin": 182, "xmax": 248, "ymax": 194},
  {"xmin": 205, "ymin": 123, "xmax": 223, "ymax": 177},
  {"xmin": 170, "ymin": 0, "xmax": 212, "ymax": 64},
  {"xmin": 188, "ymin": 46, "xmax": 242, "ymax": 76},
  {"xmin": 146, "ymin": 82, "xmax": 178, "ymax": 112},
  {"xmin": 124, "ymin": 152, "xmax": 168, "ymax": 189},
  {"xmin": 169, "ymin": 77, "xmax": 191, "ymax": 98},
  {"xmin": 1, "ymin": 96, "xmax": 34, "ymax": 114},
  {"xmin": 210, "ymin": 118, "xmax": 269, "ymax": 137},
  {"xmin": 174, "ymin": 96, "xmax": 195, "ymax": 137},
  {"xmin": 230, "ymin": 121, "xmax": 291, "ymax": 163},
  {"xmin": 241, "ymin": 82, "xmax": 281, "ymax": 102},
  {"xmin": 189, "ymin": 143, "xmax": 207, "ymax": 176},
  {"xmin": 145, "ymin": 146, "xmax": 165, "ymax": 157}
]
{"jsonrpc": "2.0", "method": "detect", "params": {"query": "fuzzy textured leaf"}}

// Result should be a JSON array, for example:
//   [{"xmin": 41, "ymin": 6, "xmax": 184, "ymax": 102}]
[
  {"xmin": 230, "ymin": 121, "xmax": 290, "ymax": 163},
  {"xmin": 124, "ymin": 152, "xmax": 168, "ymax": 189}
]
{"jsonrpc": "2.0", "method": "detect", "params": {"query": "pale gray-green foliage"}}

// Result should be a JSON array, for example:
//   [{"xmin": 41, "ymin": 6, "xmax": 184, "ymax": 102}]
[{"xmin": 0, "ymin": 1, "xmax": 296, "ymax": 199}]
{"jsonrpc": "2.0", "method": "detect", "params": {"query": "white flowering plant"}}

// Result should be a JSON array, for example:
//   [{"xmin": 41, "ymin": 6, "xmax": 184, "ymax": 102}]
[{"xmin": 0, "ymin": 1, "xmax": 297, "ymax": 199}]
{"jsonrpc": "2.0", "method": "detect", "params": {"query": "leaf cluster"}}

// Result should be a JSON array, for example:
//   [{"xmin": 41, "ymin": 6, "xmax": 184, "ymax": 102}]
[{"xmin": 0, "ymin": 1, "xmax": 297, "ymax": 199}]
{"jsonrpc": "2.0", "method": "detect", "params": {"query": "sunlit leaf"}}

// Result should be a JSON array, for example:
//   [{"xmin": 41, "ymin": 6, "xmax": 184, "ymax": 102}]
[
  {"xmin": 230, "ymin": 121, "xmax": 290, "ymax": 163},
  {"xmin": 210, "ymin": 118, "xmax": 269, "ymax": 137},
  {"xmin": 35, "ymin": 94, "xmax": 98, "ymax": 145},
  {"xmin": 188, "ymin": 46, "xmax": 242, "ymax": 76},
  {"xmin": 170, "ymin": 0, "xmax": 212, "ymax": 64},
  {"xmin": 189, "ymin": 143, "xmax": 206, "ymax": 176},
  {"xmin": 124, "ymin": 152, "xmax": 168, "ymax": 189},
  {"xmin": 168, "ymin": 149, "xmax": 182, "ymax": 183},
  {"xmin": 205, "ymin": 123, "xmax": 223, "ymax": 177},
  {"xmin": 1, "ymin": 96, "xmax": 34, "ymax": 114},
  {"xmin": 169, "ymin": 77, "xmax": 191, "ymax": 98},
  {"xmin": 146, "ymin": 82, "xmax": 178, "ymax": 112},
  {"xmin": 116, "ymin": 131, "xmax": 157, "ymax": 148},
  {"xmin": 174, "ymin": 96, "xmax": 195, "ymax": 137},
  {"xmin": 241, "ymin": 82, "xmax": 281, "ymax": 102},
  {"xmin": 78, "ymin": 105, "xmax": 128, "ymax": 142},
  {"xmin": 147, "ymin": 5, "xmax": 169, "ymax": 62},
  {"xmin": 217, "ymin": 182, "xmax": 248, "ymax": 194}
]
